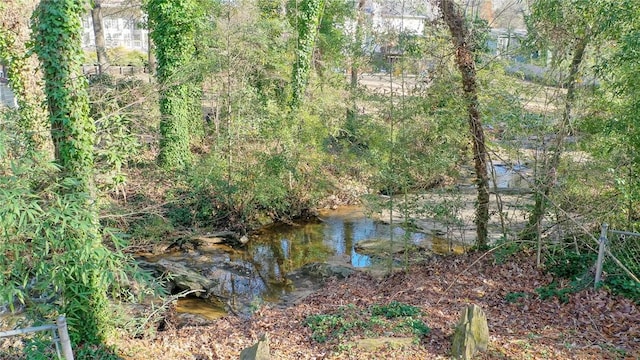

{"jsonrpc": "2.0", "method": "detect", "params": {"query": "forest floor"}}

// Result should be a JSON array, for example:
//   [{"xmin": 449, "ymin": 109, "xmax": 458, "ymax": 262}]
[{"xmin": 115, "ymin": 251, "xmax": 639, "ymax": 360}]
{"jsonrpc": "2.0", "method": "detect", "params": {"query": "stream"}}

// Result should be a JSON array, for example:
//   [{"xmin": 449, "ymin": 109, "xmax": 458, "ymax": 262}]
[
  {"xmin": 154, "ymin": 162, "xmax": 532, "ymax": 321},
  {"xmin": 149, "ymin": 207, "xmax": 462, "ymax": 320},
  {"xmin": 0, "ymin": 83, "xmax": 532, "ymax": 322}
]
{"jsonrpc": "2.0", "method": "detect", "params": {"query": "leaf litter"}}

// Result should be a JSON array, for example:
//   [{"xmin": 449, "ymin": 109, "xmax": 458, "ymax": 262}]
[{"xmin": 117, "ymin": 252, "xmax": 639, "ymax": 359}]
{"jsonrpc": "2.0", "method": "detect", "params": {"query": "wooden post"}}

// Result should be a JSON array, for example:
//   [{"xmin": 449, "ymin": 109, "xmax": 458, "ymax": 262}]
[
  {"xmin": 595, "ymin": 223, "xmax": 608, "ymax": 287},
  {"xmin": 56, "ymin": 316, "xmax": 74, "ymax": 360}
]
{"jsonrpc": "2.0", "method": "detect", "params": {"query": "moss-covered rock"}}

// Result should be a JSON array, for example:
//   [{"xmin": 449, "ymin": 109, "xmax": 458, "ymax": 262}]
[
  {"xmin": 240, "ymin": 333, "xmax": 270, "ymax": 360},
  {"xmin": 451, "ymin": 304, "xmax": 489, "ymax": 360}
]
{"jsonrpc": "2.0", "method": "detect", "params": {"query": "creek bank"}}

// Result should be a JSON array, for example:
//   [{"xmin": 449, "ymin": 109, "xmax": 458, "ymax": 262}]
[
  {"xmin": 137, "ymin": 207, "xmax": 443, "ymax": 321},
  {"xmin": 137, "ymin": 237, "xmax": 359, "ymax": 320}
]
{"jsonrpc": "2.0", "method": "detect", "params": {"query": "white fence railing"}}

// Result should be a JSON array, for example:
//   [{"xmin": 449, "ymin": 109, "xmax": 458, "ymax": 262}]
[
  {"xmin": 0, "ymin": 316, "xmax": 74, "ymax": 360},
  {"xmin": 595, "ymin": 223, "xmax": 640, "ymax": 288}
]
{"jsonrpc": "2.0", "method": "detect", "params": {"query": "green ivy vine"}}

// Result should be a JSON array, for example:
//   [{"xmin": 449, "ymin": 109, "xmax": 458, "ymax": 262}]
[
  {"xmin": 0, "ymin": 5, "xmax": 49, "ymax": 155},
  {"xmin": 146, "ymin": 0, "xmax": 205, "ymax": 168},
  {"xmin": 290, "ymin": 0, "xmax": 325, "ymax": 110},
  {"xmin": 32, "ymin": 0, "xmax": 95, "ymax": 186},
  {"xmin": 31, "ymin": 0, "xmax": 111, "ymax": 345}
]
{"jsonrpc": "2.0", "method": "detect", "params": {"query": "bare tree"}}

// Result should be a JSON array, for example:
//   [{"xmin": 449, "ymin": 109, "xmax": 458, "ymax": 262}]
[{"xmin": 91, "ymin": 0, "xmax": 110, "ymax": 74}]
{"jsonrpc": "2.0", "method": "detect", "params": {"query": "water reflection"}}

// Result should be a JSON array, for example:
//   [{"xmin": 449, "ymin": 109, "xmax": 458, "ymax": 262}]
[
  {"xmin": 492, "ymin": 163, "xmax": 529, "ymax": 189},
  {"xmin": 170, "ymin": 207, "xmax": 434, "ymax": 315},
  {"xmin": 248, "ymin": 206, "xmax": 430, "ymax": 272},
  {"xmin": 175, "ymin": 298, "xmax": 227, "ymax": 320}
]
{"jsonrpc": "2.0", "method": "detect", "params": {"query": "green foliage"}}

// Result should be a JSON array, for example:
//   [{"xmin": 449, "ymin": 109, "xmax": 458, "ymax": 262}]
[
  {"xmin": 533, "ymin": 246, "xmax": 597, "ymax": 303},
  {"xmin": 370, "ymin": 301, "xmax": 422, "ymax": 319},
  {"xmin": 604, "ymin": 276, "xmax": 640, "ymax": 303},
  {"xmin": 84, "ymin": 47, "xmax": 148, "ymax": 67},
  {"xmin": 89, "ymin": 77, "xmax": 145, "ymax": 194},
  {"xmin": 73, "ymin": 343, "xmax": 122, "ymax": 360},
  {"xmin": 179, "ymin": 145, "xmax": 325, "ymax": 228},
  {"xmin": 536, "ymin": 274, "xmax": 593, "ymax": 303},
  {"xmin": 106, "ymin": 47, "xmax": 146, "ymax": 67},
  {"xmin": 504, "ymin": 292, "xmax": 529, "ymax": 303},
  {"xmin": 27, "ymin": 0, "xmax": 124, "ymax": 345},
  {"xmin": 0, "ymin": 23, "xmax": 48, "ymax": 155},
  {"xmin": 146, "ymin": 0, "xmax": 206, "ymax": 168},
  {"xmin": 17, "ymin": 336, "xmax": 121, "ymax": 360},
  {"xmin": 467, "ymin": 16, "xmax": 491, "ymax": 57},
  {"xmin": 32, "ymin": 0, "xmax": 95, "ymax": 186},
  {"xmin": 316, "ymin": 0, "xmax": 354, "ymax": 71},
  {"xmin": 545, "ymin": 250, "xmax": 597, "ymax": 279},
  {"xmin": 492, "ymin": 237, "xmax": 528, "ymax": 265},
  {"xmin": 289, "ymin": 0, "xmax": 325, "ymax": 109},
  {"xmin": 304, "ymin": 302, "xmax": 429, "ymax": 344},
  {"xmin": 0, "ymin": 158, "xmax": 146, "ymax": 344},
  {"xmin": 341, "ymin": 77, "xmax": 466, "ymax": 195},
  {"xmin": 535, "ymin": 281, "xmax": 573, "ymax": 303},
  {"xmin": 305, "ymin": 313, "xmax": 357, "ymax": 342},
  {"xmin": 396, "ymin": 317, "xmax": 431, "ymax": 337}
]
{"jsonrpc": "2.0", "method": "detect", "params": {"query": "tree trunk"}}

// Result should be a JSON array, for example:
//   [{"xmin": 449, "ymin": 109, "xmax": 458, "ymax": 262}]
[
  {"xmin": 33, "ymin": 0, "xmax": 110, "ymax": 344},
  {"xmin": 147, "ymin": 32, "xmax": 156, "ymax": 75},
  {"xmin": 526, "ymin": 36, "xmax": 588, "ymax": 257},
  {"xmin": 346, "ymin": 0, "xmax": 366, "ymax": 129},
  {"xmin": 91, "ymin": 0, "xmax": 109, "ymax": 74},
  {"xmin": 147, "ymin": 0, "xmax": 203, "ymax": 168},
  {"xmin": 350, "ymin": 0, "xmax": 365, "ymax": 89},
  {"xmin": 439, "ymin": 0, "xmax": 490, "ymax": 248}
]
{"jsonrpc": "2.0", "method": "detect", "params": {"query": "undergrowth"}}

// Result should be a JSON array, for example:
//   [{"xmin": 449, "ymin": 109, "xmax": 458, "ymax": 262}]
[{"xmin": 304, "ymin": 302, "xmax": 430, "ymax": 344}]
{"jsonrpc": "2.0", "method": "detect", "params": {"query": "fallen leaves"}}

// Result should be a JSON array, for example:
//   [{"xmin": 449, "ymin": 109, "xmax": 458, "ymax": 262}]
[{"xmin": 116, "ymin": 252, "xmax": 640, "ymax": 359}]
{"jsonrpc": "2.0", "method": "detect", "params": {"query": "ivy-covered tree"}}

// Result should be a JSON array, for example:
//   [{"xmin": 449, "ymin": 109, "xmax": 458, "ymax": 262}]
[
  {"xmin": 32, "ymin": 0, "xmax": 111, "ymax": 344},
  {"xmin": 146, "ymin": 0, "xmax": 206, "ymax": 168},
  {"xmin": 289, "ymin": 0, "xmax": 325, "ymax": 110},
  {"xmin": 0, "ymin": 0, "xmax": 50, "ymax": 155},
  {"xmin": 33, "ymin": 0, "xmax": 96, "ymax": 187}
]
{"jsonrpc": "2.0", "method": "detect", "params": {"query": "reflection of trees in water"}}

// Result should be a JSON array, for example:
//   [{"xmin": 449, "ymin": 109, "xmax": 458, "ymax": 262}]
[{"xmin": 246, "ymin": 223, "xmax": 333, "ymax": 286}]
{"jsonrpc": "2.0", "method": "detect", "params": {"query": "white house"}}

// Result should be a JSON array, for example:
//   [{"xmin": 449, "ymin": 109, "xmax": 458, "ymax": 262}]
[
  {"xmin": 368, "ymin": 0, "xmax": 436, "ymax": 36},
  {"xmin": 81, "ymin": 1, "xmax": 148, "ymax": 52}
]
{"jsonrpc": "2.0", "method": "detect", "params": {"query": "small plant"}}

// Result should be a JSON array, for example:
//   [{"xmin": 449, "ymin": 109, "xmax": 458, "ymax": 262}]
[
  {"xmin": 505, "ymin": 292, "xmax": 529, "ymax": 303},
  {"xmin": 305, "ymin": 314, "xmax": 357, "ymax": 343},
  {"xmin": 605, "ymin": 276, "xmax": 640, "ymax": 303},
  {"xmin": 370, "ymin": 301, "xmax": 422, "ymax": 319},
  {"xmin": 304, "ymin": 302, "xmax": 428, "ymax": 344},
  {"xmin": 536, "ymin": 282, "xmax": 574, "ymax": 303},
  {"xmin": 22, "ymin": 335, "xmax": 58, "ymax": 360},
  {"xmin": 545, "ymin": 251, "xmax": 596, "ymax": 280},
  {"xmin": 73, "ymin": 344, "xmax": 122, "ymax": 360},
  {"xmin": 396, "ymin": 317, "xmax": 431, "ymax": 336}
]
